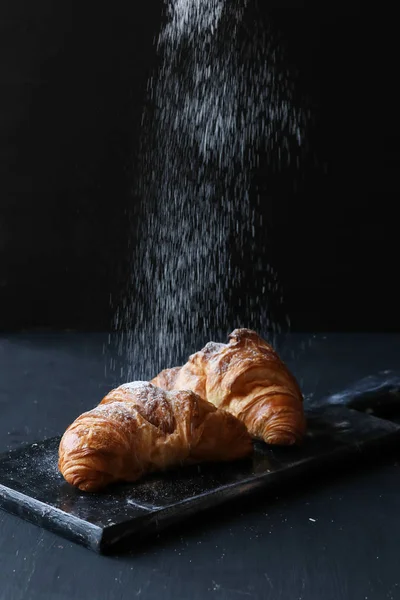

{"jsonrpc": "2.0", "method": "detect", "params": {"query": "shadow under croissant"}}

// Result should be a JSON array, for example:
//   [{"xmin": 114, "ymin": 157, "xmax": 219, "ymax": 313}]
[
  {"xmin": 58, "ymin": 454, "xmax": 256, "ymax": 499},
  {"xmin": 58, "ymin": 436, "xmax": 305, "ymax": 508}
]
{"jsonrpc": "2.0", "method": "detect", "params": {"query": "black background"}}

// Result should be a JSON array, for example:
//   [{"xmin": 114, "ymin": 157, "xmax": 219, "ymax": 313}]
[{"xmin": 0, "ymin": 1, "xmax": 398, "ymax": 333}]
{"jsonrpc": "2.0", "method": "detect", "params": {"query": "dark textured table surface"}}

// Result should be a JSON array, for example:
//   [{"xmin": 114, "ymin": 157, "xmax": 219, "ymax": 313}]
[{"xmin": 1, "ymin": 332, "xmax": 400, "ymax": 600}]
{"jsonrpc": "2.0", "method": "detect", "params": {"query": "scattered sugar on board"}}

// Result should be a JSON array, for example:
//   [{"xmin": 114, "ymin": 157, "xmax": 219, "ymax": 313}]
[
  {"xmin": 113, "ymin": 0, "xmax": 308, "ymax": 380},
  {"xmin": 28, "ymin": 442, "xmax": 62, "ymax": 482}
]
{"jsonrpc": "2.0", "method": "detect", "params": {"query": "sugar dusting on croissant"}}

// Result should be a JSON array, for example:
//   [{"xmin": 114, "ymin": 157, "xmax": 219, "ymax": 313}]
[
  {"xmin": 152, "ymin": 329, "xmax": 306, "ymax": 446},
  {"xmin": 58, "ymin": 381, "xmax": 253, "ymax": 492}
]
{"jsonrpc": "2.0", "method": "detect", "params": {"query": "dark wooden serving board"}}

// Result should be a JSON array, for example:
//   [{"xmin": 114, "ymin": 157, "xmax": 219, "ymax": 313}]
[{"xmin": 0, "ymin": 405, "xmax": 399, "ymax": 554}]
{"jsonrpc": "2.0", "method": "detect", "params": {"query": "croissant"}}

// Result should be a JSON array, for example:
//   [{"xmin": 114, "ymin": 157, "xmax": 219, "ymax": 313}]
[
  {"xmin": 152, "ymin": 329, "xmax": 306, "ymax": 446},
  {"xmin": 58, "ymin": 381, "xmax": 253, "ymax": 492}
]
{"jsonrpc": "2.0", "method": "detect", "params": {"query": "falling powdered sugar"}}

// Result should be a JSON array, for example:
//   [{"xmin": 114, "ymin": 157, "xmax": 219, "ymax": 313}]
[{"xmin": 113, "ymin": 0, "xmax": 308, "ymax": 380}]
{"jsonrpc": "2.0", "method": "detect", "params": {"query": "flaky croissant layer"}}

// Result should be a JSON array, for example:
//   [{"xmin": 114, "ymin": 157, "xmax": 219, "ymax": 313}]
[
  {"xmin": 152, "ymin": 329, "xmax": 306, "ymax": 446},
  {"xmin": 58, "ymin": 381, "xmax": 253, "ymax": 492}
]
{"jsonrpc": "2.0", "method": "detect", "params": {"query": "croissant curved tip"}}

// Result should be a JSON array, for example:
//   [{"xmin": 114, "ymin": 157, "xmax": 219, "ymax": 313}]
[
  {"xmin": 64, "ymin": 473, "xmax": 101, "ymax": 493},
  {"xmin": 260, "ymin": 416, "xmax": 306, "ymax": 447},
  {"xmin": 263, "ymin": 432, "xmax": 300, "ymax": 446},
  {"xmin": 59, "ymin": 459, "xmax": 117, "ymax": 492},
  {"xmin": 58, "ymin": 429, "xmax": 122, "ymax": 493}
]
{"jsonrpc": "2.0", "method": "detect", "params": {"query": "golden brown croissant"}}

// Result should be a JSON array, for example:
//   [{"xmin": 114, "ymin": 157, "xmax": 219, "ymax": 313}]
[
  {"xmin": 152, "ymin": 329, "xmax": 306, "ymax": 446},
  {"xmin": 58, "ymin": 381, "xmax": 252, "ymax": 492}
]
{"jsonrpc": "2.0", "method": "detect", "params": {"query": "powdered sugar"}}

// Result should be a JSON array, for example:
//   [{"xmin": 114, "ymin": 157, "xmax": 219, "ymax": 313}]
[
  {"xmin": 113, "ymin": 1, "xmax": 308, "ymax": 380},
  {"xmin": 91, "ymin": 402, "xmax": 138, "ymax": 423},
  {"xmin": 202, "ymin": 342, "xmax": 226, "ymax": 355},
  {"xmin": 160, "ymin": 0, "xmax": 226, "ymax": 40},
  {"xmin": 119, "ymin": 381, "xmax": 153, "ymax": 393},
  {"xmin": 118, "ymin": 382, "xmax": 169, "ymax": 408}
]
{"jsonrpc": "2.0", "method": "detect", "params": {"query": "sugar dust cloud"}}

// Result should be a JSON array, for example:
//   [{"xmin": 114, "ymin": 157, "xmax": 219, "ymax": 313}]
[{"xmin": 113, "ymin": 0, "xmax": 307, "ymax": 380}]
